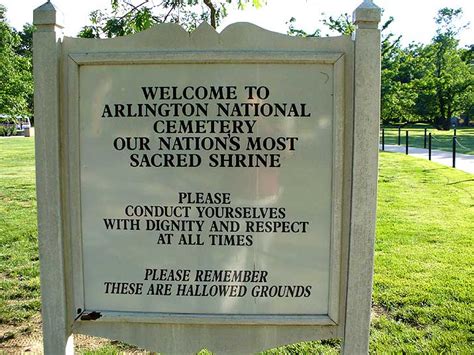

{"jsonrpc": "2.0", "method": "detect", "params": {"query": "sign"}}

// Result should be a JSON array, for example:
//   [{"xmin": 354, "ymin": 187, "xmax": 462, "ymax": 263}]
[
  {"xmin": 33, "ymin": 1, "xmax": 381, "ymax": 353},
  {"xmin": 79, "ymin": 60, "xmax": 341, "ymax": 317}
]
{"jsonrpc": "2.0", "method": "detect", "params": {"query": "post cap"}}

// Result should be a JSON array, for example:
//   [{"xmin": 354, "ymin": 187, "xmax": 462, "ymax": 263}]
[
  {"xmin": 353, "ymin": 0, "xmax": 381, "ymax": 28},
  {"xmin": 33, "ymin": 1, "xmax": 64, "ymax": 28}
]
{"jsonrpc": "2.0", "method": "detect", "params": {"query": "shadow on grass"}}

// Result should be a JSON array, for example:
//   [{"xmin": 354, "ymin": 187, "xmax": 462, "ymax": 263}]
[
  {"xmin": 421, "ymin": 167, "xmax": 451, "ymax": 172},
  {"xmin": 447, "ymin": 178, "xmax": 474, "ymax": 185}
]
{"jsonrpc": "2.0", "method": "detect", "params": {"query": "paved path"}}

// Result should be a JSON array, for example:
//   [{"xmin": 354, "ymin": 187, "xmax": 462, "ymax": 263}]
[{"xmin": 381, "ymin": 144, "xmax": 474, "ymax": 174}]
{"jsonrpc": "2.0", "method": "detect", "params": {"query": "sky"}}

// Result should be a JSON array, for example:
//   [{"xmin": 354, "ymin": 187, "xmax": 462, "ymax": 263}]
[{"xmin": 1, "ymin": 0, "xmax": 473, "ymax": 47}]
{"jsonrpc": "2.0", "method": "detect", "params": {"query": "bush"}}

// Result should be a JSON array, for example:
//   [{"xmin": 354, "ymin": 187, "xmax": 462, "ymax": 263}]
[{"xmin": 0, "ymin": 125, "xmax": 17, "ymax": 136}]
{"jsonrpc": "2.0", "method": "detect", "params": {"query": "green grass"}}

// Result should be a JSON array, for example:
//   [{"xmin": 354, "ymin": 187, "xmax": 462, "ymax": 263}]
[
  {"xmin": 0, "ymin": 137, "xmax": 40, "ymax": 324},
  {"xmin": 0, "ymin": 138, "xmax": 473, "ymax": 353},
  {"xmin": 372, "ymin": 152, "xmax": 473, "ymax": 353},
  {"xmin": 382, "ymin": 127, "xmax": 474, "ymax": 155}
]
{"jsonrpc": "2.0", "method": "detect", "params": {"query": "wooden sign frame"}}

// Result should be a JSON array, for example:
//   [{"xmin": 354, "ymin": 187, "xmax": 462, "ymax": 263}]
[{"xmin": 33, "ymin": 1, "xmax": 381, "ymax": 353}]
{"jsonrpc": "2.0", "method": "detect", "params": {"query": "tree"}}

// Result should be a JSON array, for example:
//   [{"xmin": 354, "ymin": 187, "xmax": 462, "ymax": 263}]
[
  {"xmin": 378, "ymin": 18, "xmax": 422, "ymax": 124},
  {"xmin": 15, "ymin": 23, "xmax": 34, "ymax": 58},
  {"xmin": 0, "ymin": 4, "xmax": 33, "ymax": 124},
  {"xmin": 286, "ymin": 13, "xmax": 416, "ymax": 124},
  {"xmin": 286, "ymin": 17, "xmax": 320, "ymax": 37},
  {"xmin": 79, "ymin": 0, "xmax": 264, "ymax": 38},
  {"xmin": 320, "ymin": 13, "xmax": 355, "ymax": 36},
  {"xmin": 417, "ymin": 8, "xmax": 473, "ymax": 129},
  {"xmin": 287, "ymin": 8, "xmax": 474, "ymax": 127}
]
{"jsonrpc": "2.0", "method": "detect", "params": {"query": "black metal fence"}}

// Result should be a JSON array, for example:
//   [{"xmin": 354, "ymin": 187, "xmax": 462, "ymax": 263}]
[{"xmin": 380, "ymin": 127, "xmax": 471, "ymax": 168}]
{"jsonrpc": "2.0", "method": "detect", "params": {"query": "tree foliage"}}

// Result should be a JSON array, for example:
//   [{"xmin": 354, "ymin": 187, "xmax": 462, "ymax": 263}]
[
  {"xmin": 320, "ymin": 13, "xmax": 355, "ymax": 36},
  {"xmin": 79, "ymin": 0, "xmax": 264, "ymax": 38},
  {"xmin": 0, "ymin": 4, "xmax": 33, "ymax": 123},
  {"xmin": 286, "ymin": 17, "xmax": 320, "ymax": 37},
  {"xmin": 0, "ymin": 1, "xmax": 472, "ymax": 129},
  {"xmin": 412, "ymin": 8, "xmax": 473, "ymax": 128},
  {"xmin": 287, "ymin": 8, "xmax": 474, "ymax": 127}
]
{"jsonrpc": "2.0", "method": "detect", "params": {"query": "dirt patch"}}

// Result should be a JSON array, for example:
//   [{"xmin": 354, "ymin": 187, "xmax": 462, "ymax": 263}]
[
  {"xmin": 0, "ymin": 314, "xmax": 43, "ymax": 353},
  {"xmin": 371, "ymin": 304, "xmax": 389, "ymax": 320},
  {"xmin": 0, "ymin": 315, "xmax": 139, "ymax": 354}
]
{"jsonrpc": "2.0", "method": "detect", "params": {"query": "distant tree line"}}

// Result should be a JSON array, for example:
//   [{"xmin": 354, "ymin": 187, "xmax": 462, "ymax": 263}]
[
  {"xmin": 289, "ymin": 8, "xmax": 474, "ymax": 129},
  {"xmin": 0, "ymin": 1, "xmax": 472, "ymax": 130}
]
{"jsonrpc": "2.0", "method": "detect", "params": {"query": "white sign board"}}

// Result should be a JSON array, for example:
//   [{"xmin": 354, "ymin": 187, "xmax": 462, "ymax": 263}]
[
  {"xmin": 33, "ymin": 2, "xmax": 380, "ymax": 353},
  {"xmin": 79, "ymin": 61, "xmax": 339, "ymax": 317}
]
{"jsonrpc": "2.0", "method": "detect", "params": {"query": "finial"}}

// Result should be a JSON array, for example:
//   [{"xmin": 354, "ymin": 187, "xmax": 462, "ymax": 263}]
[
  {"xmin": 353, "ymin": 0, "xmax": 381, "ymax": 29},
  {"xmin": 33, "ymin": 1, "xmax": 64, "ymax": 29}
]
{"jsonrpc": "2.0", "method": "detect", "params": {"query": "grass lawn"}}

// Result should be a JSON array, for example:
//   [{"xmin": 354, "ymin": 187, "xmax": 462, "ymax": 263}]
[
  {"xmin": 382, "ymin": 127, "xmax": 474, "ymax": 155},
  {"xmin": 372, "ymin": 151, "xmax": 473, "ymax": 353},
  {"xmin": 0, "ymin": 137, "xmax": 473, "ymax": 353},
  {"xmin": 0, "ymin": 137, "xmax": 39, "ymax": 325}
]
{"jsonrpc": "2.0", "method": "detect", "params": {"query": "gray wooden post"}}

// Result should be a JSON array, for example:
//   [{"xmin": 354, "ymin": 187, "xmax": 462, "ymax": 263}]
[
  {"xmin": 33, "ymin": 2, "xmax": 74, "ymax": 354},
  {"xmin": 343, "ymin": 1, "xmax": 381, "ymax": 354}
]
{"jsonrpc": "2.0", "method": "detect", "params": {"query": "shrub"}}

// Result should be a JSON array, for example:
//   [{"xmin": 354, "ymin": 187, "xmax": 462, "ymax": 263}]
[{"xmin": 0, "ymin": 125, "xmax": 17, "ymax": 136}]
